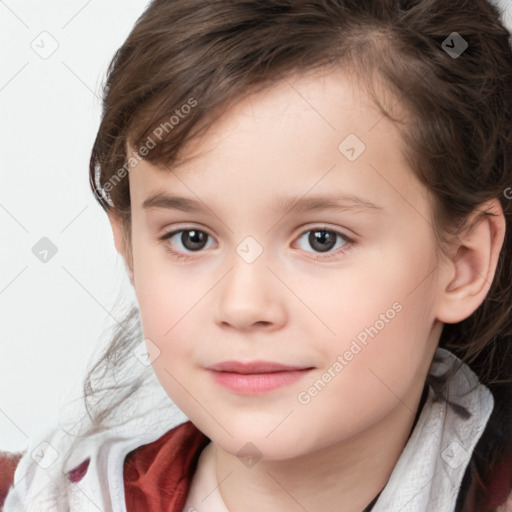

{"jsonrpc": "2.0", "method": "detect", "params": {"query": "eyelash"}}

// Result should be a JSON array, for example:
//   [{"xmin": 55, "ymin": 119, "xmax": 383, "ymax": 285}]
[{"xmin": 158, "ymin": 227, "xmax": 356, "ymax": 262}]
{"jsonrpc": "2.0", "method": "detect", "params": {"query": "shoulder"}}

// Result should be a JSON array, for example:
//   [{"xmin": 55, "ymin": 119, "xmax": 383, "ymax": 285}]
[{"xmin": 0, "ymin": 451, "xmax": 25, "ymax": 508}]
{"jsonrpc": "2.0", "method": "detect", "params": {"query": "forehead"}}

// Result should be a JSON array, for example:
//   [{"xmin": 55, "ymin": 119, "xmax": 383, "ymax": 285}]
[
  {"xmin": 170, "ymin": 66, "xmax": 403, "ymax": 166},
  {"xmin": 127, "ymin": 65, "xmax": 425, "ymax": 217}
]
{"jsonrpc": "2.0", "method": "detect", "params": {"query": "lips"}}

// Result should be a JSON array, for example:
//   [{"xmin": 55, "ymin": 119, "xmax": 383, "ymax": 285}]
[
  {"xmin": 206, "ymin": 360, "xmax": 310, "ymax": 373},
  {"xmin": 205, "ymin": 360, "xmax": 313, "ymax": 394}
]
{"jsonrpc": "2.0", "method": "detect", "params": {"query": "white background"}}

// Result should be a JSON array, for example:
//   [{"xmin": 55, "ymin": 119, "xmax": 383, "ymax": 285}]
[{"xmin": 0, "ymin": 0, "xmax": 149, "ymax": 453}]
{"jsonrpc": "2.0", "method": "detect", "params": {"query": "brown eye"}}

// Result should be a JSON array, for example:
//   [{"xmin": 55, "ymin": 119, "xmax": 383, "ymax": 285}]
[
  {"xmin": 179, "ymin": 230, "xmax": 208, "ymax": 251},
  {"xmin": 308, "ymin": 230, "xmax": 338, "ymax": 252},
  {"xmin": 161, "ymin": 229, "xmax": 213, "ymax": 254},
  {"xmin": 295, "ymin": 227, "xmax": 353, "ymax": 260}
]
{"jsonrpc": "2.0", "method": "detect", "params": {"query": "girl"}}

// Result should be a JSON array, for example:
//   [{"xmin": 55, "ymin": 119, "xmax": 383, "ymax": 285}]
[{"xmin": 2, "ymin": 0, "xmax": 512, "ymax": 510}]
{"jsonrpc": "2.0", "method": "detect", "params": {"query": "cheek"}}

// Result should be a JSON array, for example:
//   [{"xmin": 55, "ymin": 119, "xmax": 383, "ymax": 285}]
[
  {"xmin": 293, "ymin": 288, "xmax": 437, "ymax": 452},
  {"xmin": 136, "ymin": 276, "xmax": 202, "ymax": 414},
  {"xmin": 307, "ymin": 238, "xmax": 438, "ymax": 397},
  {"xmin": 135, "ymin": 272, "xmax": 200, "ymax": 365},
  {"xmin": 298, "ymin": 235, "xmax": 436, "ymax": 350},
  {"xmin": 131, "ymin": 256, "xmax": 195, "ymax": 398},
  {"xmin": 131, "ymin": 230, "xmax": 201, "ymax": 338}
]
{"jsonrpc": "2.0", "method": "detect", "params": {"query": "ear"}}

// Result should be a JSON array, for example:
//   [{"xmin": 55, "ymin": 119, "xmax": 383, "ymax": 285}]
[
  {"xmin": 107, "ymin": 210, "xmax": 135, "ymax": 286},
  {"xmin": 435, "ymin": 199, "xmax": 506, "ymax": 324}
]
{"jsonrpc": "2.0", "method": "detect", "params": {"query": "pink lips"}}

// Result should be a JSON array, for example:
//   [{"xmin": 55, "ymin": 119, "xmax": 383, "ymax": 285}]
[{"xmin": 206, "ymin": 361, "xmax": 313, "ymax": 394}]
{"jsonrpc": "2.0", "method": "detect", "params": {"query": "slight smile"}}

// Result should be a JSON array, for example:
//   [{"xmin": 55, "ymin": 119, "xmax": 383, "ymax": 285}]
[{"xmin": 205, "ymin": 361, "xmax": 314, "ymax": 394}]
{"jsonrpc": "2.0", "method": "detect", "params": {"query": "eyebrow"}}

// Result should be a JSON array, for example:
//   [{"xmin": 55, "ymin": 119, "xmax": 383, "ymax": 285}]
[
  {"xmin": 142, "ymin": 192, "xmax": 383, "ymax": 214},
  {"xmin": 274, "ymin": 194, "xmax": 383, "ymax": 214}
]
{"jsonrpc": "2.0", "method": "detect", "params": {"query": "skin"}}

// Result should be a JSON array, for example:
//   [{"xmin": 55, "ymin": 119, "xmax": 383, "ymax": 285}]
[{"xmin": 108, "ymin": 66, "xmax": 505, "ymax": 512}]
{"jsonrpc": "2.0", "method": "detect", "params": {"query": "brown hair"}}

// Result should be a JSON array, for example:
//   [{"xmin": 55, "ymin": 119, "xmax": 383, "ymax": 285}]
[{"xmin": 79, "ymin": 0, "xmax": 512, "ymax": 509}]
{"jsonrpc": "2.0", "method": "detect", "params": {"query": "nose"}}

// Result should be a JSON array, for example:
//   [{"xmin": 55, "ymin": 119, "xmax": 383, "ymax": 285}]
[{"xmin": 214, "ymin": 252, "xmax": 287, "ymax": 331}]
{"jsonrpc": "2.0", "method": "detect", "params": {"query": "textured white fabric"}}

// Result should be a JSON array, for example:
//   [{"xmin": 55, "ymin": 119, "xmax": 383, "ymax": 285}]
[{"xmin": 3, "ymin": 373, "xmax": 189, "ymax": 512}]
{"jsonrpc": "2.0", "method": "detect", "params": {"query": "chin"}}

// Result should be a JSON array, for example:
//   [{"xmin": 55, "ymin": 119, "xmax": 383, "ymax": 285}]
[{"xmin": 202, "ymin": 419, "xmax": 313, "ymax": 462}]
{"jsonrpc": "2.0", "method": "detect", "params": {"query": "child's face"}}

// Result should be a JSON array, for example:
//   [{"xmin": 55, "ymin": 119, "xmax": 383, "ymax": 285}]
[{"xmin": 124, "ymin": 67, "xmax": 447, "ymax": 459}]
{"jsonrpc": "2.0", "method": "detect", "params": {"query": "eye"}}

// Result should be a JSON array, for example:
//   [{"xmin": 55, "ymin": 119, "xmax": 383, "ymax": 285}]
[
  {"xmin": 159, "ymin": 228, "xmax": 215, "ymax": 258},
  {"xmin": 159, "ymin": 226, "xmax": 354, "ymax": 261},
  {"xmin": 295, "ymin": 227, "xmax": 354, "ymax": 259}
]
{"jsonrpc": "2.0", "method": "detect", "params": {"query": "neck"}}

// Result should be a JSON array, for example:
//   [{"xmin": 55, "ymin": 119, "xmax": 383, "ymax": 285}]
[{"xmin": 212, "ymin": 384, "xmax": 429, "ymax": 512}]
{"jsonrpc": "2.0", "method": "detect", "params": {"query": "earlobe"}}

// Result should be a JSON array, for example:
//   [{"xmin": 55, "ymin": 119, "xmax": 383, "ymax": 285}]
[{"xmin": 436, "ymin": 199, "xmax": 506, "ymax": 324}]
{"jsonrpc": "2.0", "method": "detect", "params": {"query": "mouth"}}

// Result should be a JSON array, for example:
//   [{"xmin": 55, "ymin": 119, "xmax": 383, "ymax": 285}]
[{"xmin": 205, "ymin": 360, "xmax": 314, "ymax": 394}]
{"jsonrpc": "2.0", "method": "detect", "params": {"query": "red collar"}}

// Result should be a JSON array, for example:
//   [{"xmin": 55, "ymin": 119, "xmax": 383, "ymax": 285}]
[{"xmin": 124, "ymin": 420, "xmax": 210, "ymax": 512}]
